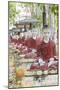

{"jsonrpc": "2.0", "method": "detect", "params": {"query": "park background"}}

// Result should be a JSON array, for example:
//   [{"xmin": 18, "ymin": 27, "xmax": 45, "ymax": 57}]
[{"xmin": 0, "ymin": 0, "xmax": 60, "ymax": 90}]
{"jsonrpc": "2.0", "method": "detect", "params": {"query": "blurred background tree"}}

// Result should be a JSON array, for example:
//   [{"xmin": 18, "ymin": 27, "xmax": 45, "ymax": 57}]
[
  {"xmin": 8, "ymin": 2, "xmax": 58, "ymax": 31},
  {"xmin": 9, "ymin": 2, "xmax": 19, "ymax": 27}
]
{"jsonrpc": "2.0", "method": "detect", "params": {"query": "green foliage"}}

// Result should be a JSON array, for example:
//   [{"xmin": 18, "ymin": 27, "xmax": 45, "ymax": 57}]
[
  {"xmin": 51, "ymin": 4, "xmax": 58, "ymax": 15},
  {"xmin": 51, "ymin": 5, "xmax": 58, "ymax": 26},
  {"xmin": 8, "ymin": 2, "xmax": 58, "ymax": 31},
  {"xmin": 8, "ymin": 2, "xmax": 16, "ymax": 25}
]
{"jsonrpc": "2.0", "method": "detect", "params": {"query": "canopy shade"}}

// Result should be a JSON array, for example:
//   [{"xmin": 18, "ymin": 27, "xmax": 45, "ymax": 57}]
[{"xmin": 15, "ymin": 17, "xmax": 39, "ymax": 25}]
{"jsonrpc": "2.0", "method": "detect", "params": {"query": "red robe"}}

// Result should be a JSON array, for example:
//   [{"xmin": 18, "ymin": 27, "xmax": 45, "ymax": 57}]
[
  {"xmin": 11, "ymin": 38, "xmax": 17, "ymax": 44},
  {"xmin": 24, "ymin": 38, "xmax": 36, "ymax": 49},
  {"xmin": 37, "ymin": 40, "xmax": 56, "ymax": 62},
  {"xmin": 17, "ymin": 38, "xmax": 22, "ymax": 45},
  {"xmin": 17, "ymin": 37, "xmax": 25, "ymax": 45},
  {"xmin": 36, "ymin": 36, "xmax": 42, "ymax": 47}
]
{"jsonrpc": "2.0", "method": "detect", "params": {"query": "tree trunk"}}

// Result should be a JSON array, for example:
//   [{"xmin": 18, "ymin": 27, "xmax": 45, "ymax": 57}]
[{"xmin": 43, "ymin": 5, "xmax": 49, "ymax": 27}]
